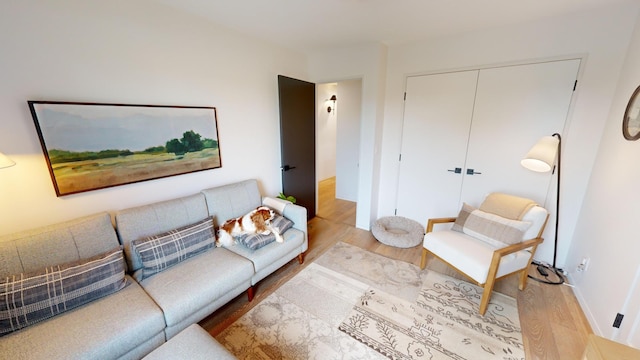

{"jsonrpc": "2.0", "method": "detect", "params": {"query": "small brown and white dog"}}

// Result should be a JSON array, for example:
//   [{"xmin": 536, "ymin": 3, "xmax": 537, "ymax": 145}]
[{"xmin": 216, "ymin": 206, "xmax": 284, "ymax": 247}]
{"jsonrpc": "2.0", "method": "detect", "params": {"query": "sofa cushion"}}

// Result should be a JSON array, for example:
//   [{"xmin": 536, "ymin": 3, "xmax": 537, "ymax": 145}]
[
  {"xmin": 201, "ymin": 179, "xmax": 262, "ymax": 227},
  {"xmin": 0, "ymin": 212, "xmax": 120, "ymax": 277},
  {"xmin": 0, "ymin": 247, "xmax": 127, "ymax": 336},
  {"xmin": 132, "ymin": 217, "xmax": 216, "ymax": 281},
  {"xmin": 225, "ymin": 228, "xmax": 305, "ymax": 286},
  {"xmin": 139, "ymin": 247, "xmax": 253, "ymax": 330},
  {"xmin": 114, "ymin": 193, "xmax": 210, "ymax": 273},
  {"xmin": 237, "ymin": 214, "xmax": 294, "ymax": 250},
  {"xmin": 142, "ymin": 324, "xmax": 237, "ymax": 360},
  {"xmin": 0, "ymin": 276, "xmax": 166, "ymax": 360},
  {"xmin": 452, "ymin": 203, "xmax": 531, "ymax": 247}
]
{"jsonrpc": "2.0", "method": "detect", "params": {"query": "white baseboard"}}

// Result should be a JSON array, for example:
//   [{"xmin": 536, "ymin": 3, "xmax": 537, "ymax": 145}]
[{"xmin": 566, "ymin": 272, "xmax": 602, "ymax": 336}]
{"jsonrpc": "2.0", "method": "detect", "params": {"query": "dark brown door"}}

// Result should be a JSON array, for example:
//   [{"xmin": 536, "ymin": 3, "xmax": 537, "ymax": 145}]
[{"xmin": 277, "ymin": 75, "xmax": 316, "ymax": 219}]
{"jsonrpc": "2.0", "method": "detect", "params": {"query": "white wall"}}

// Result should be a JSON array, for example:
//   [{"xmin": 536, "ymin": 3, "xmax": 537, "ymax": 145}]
[
  {"xmin": 0, "ymin": 0, "xmax": 307, "ymax": 235},
  {"xmin": 569, "ymin": 9, "xmax": 640, "ymax": 340},
  {"xmin": 316, "ymin": 83, "xmax": 337, "ymax": 181},
  {"xmin": 336, "ymin": 79, "xmax": 362, "ymax": 202},
  {"xmin": 308, "ymin": 44, "xmax": 388, "ymax": 229},
  {"xmin": 378, "ymin": 2, "xmax": 639, "ymax": 268},
  {"xmin": 315, "ymin": 79, "xmax": 361, "ymax": 201}
]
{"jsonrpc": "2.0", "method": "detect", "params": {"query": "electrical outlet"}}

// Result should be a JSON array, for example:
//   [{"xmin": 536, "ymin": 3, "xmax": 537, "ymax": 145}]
[
  {"xmin": 577, "ymin": 257, "xmax": 590, "ymax": 272},
  {"xmin": 613, "ymin": 313, "xmax": 624, "ymax": 328}
]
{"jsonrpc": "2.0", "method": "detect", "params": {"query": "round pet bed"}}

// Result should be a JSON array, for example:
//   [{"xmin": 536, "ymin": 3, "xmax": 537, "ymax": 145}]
[{"xmin": 371, "ymin": 216, "xmax": 424, "ymax": 248}]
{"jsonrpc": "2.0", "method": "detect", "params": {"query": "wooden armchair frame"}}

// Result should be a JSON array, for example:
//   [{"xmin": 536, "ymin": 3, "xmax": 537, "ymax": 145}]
[{"xmin": 420, "ymin": 214, "xmax": 548, "ymax": 315}]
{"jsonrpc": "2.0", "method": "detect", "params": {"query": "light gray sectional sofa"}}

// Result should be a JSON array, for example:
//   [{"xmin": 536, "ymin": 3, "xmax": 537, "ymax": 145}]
[
  {"xmin": 0, "ymin": 212, "xmax": 167, "ymax": 359},
  {"xmin": 0, "ymin": 179, "xmax": 308, "ymax": 359}
]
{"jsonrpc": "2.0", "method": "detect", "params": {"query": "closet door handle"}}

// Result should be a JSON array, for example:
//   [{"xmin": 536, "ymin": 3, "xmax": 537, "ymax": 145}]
[
  {"xmin": 447, "ymin": 167, "xmax": 462, "ymax": 174},
  {"xmin": 466, "ymin": 168, "xmax": 482, "ymax": 175}
]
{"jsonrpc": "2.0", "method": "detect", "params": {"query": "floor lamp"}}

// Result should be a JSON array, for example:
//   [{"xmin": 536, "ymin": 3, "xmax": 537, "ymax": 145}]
[{"xmin": 521, "ymin": 133, "xmax": 564, "ymax": 285}]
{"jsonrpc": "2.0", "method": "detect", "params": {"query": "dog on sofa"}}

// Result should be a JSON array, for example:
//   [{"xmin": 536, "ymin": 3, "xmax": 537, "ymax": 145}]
[{"xmin": 216, "ymin": 206, "xmax": 284, "ymax": 247}]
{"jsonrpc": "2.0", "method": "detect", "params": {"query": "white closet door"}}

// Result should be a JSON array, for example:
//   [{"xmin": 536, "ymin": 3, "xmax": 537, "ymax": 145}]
[
  {"xmin": 460, "ymin": 59, "xmax": 581, "ymax": 207},
  {"xmin": 396, "ymin": 70, "xmax": 479, "ymax": 227},
  {"xmin": 396, "ymin": 59, "xmax": 580, "ymax": 237},
  {"xmin": 616, "ymin": 265, "xmax": 640, "ymax": 348},
  {"xmin": 461, "ymin": 60, "xmax": 580, "ymax": 263}
]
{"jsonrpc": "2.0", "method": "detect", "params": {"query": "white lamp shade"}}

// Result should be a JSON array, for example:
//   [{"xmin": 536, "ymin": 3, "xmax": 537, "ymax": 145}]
[
  {"xmin": 0, "ymin": 152, "xmax": 16, "ymax": 169},
  {"xmin": 521, "ymin": 135, "xmax": 559, "ymax": 172}
]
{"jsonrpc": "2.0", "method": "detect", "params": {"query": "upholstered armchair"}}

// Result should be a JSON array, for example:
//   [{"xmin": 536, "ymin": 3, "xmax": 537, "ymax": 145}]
[{"xmin": 420, "ymin": 193, "xmax": 549, "ymax": 315}]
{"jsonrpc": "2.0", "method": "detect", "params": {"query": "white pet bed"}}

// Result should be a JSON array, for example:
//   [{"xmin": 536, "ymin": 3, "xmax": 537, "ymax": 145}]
[{"xmin": 371, "ymin": 216, "xmax": 424, "ymax": 248}]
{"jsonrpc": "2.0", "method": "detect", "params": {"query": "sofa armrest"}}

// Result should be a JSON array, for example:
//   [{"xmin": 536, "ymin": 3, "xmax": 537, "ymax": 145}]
[{"xmin": 262, "ymin": 197, "xmax": 308, "ymax": 241}]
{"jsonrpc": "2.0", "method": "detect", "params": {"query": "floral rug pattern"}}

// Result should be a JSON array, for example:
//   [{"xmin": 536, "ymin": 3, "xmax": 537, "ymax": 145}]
[
  {"xmin": 216, "ymin": 262, "xmax": 385, "ymax": 359},
  {"xmin": 339, "ymin": 272, "xmax": 524, "ymax": 359},
  {"xmin": 215, "ymin": 242, "xmax": 523, "ymax": 360}
]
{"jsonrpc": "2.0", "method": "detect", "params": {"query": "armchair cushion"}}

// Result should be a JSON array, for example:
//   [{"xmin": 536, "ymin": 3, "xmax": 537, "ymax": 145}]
[
  {"xmin": 478, "ymin": 192, "xmax": 537, "ymax": 220},
  {"xmin": 452, "ymin": 203, "xmax": 531, "ymax": 247},
  {"xmin": 423, "ymin": 230, "xmax": 533, "ymax": 284}
]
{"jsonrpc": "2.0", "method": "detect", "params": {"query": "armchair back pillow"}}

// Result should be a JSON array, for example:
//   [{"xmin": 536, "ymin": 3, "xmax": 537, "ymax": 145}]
[{"xmin": 452, "ymin": 203, "xmax": 531, "ymax": 248}]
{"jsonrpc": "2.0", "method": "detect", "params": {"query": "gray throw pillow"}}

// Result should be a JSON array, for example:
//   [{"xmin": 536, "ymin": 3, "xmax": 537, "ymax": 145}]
[
  {"xmin": 238, "ymin": 214, "xmax": 294, "ymax": 250},
  {"xmin": 0, "ymin": 247, "xmax": 127, "ymax": 336},
  {"xmin": 132, "ymin": 217, "xmax": 215, "ymax": 280}
]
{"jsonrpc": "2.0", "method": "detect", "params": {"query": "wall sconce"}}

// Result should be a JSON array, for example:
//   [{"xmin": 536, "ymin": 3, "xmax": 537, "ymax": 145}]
[
  {"xmin": 327, "ymin": 95, "xmax": 337, "ymax": 113},
  {"xmin": 0, "ymin": 152, "xmax": 16, "ymax": 169}
]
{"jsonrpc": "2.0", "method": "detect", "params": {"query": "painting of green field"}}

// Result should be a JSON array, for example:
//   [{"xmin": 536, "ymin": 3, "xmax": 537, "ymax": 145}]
[
  {"xmin": 51, "ymin": 148, "xmax": 220, "ymax": 195},
  {"xmin": 29, "ymin": 101, "xmax": 222, "ymax": 196}
]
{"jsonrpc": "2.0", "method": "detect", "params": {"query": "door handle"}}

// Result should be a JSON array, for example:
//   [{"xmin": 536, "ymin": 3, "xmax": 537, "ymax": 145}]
[
  {"xmin": 466, "ymin": 168, "xmax": 482, "ymax": 175},
  {"xmin": 281, "ymin": 165, "xmax": 297, "ymax": 171},
  {"xmin": 447, "ymin": 167, "xmax": 462, "ymax": 174}
]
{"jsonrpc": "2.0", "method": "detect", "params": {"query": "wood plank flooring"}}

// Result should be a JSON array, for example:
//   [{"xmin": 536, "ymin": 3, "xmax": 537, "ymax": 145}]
[{"xmin": 200, "ymin": 177, "xmax": 592, "ymax": 359}]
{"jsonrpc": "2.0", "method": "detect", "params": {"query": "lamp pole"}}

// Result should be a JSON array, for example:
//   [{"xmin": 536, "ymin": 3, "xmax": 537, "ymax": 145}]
[
  {"xmin": 551, "ymin": 133, "xmax": 561, "ymax": 270},
  {"xmin": 522, "ymin": 133, "xmax": 564, "ymax": 285}
]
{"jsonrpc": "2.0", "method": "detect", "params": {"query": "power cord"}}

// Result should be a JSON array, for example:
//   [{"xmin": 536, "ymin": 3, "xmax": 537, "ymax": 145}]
[{"xmin": 528, "ymin": 260, "xmax": 564, "ymax": 285}]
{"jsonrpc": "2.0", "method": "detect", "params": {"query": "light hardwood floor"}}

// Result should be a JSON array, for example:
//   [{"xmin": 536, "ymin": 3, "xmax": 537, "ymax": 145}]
[{"xmin": 201, "ymin": 177, "xmax": 592, "ymax": 359}]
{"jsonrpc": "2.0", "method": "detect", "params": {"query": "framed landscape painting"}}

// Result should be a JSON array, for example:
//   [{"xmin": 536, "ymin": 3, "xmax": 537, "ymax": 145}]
[{"xmin": 28, "ymin": 101, "xmax": 222, "ymax": 196}]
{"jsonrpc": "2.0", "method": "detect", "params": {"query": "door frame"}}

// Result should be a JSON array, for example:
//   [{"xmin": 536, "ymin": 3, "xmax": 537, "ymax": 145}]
[{"xmin": 315, "ymin": 77, "xmax": 364, "ymax": 217}]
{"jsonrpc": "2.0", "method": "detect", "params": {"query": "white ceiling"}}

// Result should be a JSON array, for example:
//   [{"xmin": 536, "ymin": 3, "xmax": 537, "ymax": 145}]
[{"xmin": 154, "ymin": 0, "xmax": 633, "ymax": 53}]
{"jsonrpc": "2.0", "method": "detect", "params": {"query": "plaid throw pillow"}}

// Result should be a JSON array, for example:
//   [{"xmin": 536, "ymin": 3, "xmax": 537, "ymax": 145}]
[
  {"xmin": 0, "ymin": 247, "xmax": 127, "ymax": 336},
  {"xmin": 238, "ymin": 214, "xmax": 294, "ymax": 250},
  {"xmin": 132, "ymin": 217, "xmax": 215, "ymax": 280},
  {"xmin": 452, "ymin": 203, "xmax": 532, "ymax": 247}
]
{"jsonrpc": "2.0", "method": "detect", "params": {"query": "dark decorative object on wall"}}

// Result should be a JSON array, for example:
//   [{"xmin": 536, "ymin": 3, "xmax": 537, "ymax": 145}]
[
  {"xmin": 28, "ymin": 101, "xmax": 222, "ymax": 196},
  {"xmin": 623, "ymin": 85, "xmax": 640, "ymax": 140},
  {"xmin": 327, "ymin": 94, "xmax": 337, "ymax": 113}
]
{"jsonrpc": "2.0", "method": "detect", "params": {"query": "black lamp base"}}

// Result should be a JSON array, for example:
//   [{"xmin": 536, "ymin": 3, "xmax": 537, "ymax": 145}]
[{"xmin": 528, "ymin": 260, "xmax": 564, "ymax": 285}]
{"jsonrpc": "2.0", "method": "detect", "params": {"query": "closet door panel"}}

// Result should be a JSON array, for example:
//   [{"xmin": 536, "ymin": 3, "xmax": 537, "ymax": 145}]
[
  {"xmin": 461, "ymin": 59, "xmax": 580, "ymax": 263},
  {"xmin": 461, "ymin": 59, "xmax": 580, "ymax": 207},
  {"xmin": 396, "ymin": 70, "xmax": 478, "ymax": 227}
]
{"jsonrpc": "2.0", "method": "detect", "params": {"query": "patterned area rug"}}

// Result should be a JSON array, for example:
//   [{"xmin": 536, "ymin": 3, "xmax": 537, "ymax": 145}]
[
  {"xmin": 215, "ymin": 242, "xmax": 523, "ymax": 360},
  {"xmin": 339, "ymin": 273, "xmax": 523, "ymax": 359}
]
